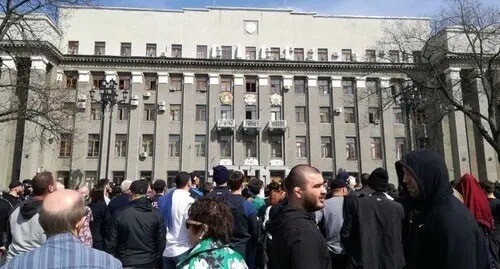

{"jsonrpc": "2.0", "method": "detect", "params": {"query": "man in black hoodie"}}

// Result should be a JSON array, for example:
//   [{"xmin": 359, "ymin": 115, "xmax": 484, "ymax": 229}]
[
  {"xmin": 266, "ymin": 164, "xmax": 331, "ymax": 269},
  {"xmin": 396, "ymin": 149, "xmax": 489, "ymax": 269}
]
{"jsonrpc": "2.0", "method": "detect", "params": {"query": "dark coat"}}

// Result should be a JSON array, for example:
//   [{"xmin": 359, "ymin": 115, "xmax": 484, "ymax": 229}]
[
  {"xmin": 266, "ymin": 203, "xmax": 331, "ymax": 269},
  {"xmin": 105, "ymin": 197, "xmax": 166, "ymax": 268},
  {"xmin": 395, "ymin": 150, "xmax": 489, "ymax": 269},
  {"xmin": 88, "ymin": 200, "xmax": 107, "ymax": 249}
]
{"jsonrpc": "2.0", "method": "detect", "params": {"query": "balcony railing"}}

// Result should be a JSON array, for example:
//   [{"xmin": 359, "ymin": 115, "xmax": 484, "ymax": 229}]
[
  {"xmin": 268, "ymin": 120, "xmax": 287, "ymax": 132},
  {"xmin": 243, "ymin": 119, "xmax": 261, "ymax": 131},
  {"xmin": 217, "ymin": 119, "xmax": 235, "ymax": 131}
]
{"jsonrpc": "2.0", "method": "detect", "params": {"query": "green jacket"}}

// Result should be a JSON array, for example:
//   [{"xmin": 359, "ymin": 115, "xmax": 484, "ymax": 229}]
[{"xmin": 177, "ymin": 238, "xmax": 248, "ymax": 269}]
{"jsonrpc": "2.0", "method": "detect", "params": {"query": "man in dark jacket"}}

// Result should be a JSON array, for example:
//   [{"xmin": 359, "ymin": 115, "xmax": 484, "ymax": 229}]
[
  {"xmin": 396, "ymin": 149, "xmax": 489, "ymax": 269},
  {"xmin": 106, "ymin": 180, "xmax": 166, "ymax": 268},
  {"xmin": 206, "ymin": 165, "xmax": 231, "ymax": 201},
  {"xmin": 266, "ymin": 164, "xmax": 331, "ymax": 269},
  {"xmin": 354, "ymin": 173, "xmax": 374, "ymax": 198},
  {"xmin": 342, "ymin": 167, "xmax": 405, "ymax": 269}
]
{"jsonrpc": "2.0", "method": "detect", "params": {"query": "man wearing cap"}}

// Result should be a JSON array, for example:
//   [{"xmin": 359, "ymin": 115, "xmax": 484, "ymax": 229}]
[
  {"xmin": 3, "ymin": 182, "xmax": 24, "ymax": 207},
  {"xmin": 0, "ymin": 182, "xmax": 24, "ymax": 259},
  {"xmin": 205, "ymin": 165, "xmax": 231, "ymax": 201},
  {"xmin": 342, "ymin": 167, "xmax": 405, "ymax": 269},
  {"xmin": 316, "ymin": 176, "xmax": 349, "ymax": 269},
  {"xmin": 106, "ymin": 179, "xmax": 166, "ymax": 268}
]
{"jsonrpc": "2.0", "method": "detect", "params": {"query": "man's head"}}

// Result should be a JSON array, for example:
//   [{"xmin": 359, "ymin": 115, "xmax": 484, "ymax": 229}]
[
  {"xmin": 120, "ymin": 179, "xmax": 132, "ymax": 194},
  {"xmin": 284, "ymin": 164, "xmax": 326, "ymax": 212},
  {"xmin": 479, "ymin": 180, "xmax": 495, "ymax": 195},
  {"xmin": 129, "ymin": 180, "xmax": 150, "ymax": 200},
  {"xmin": 228, "ymin": 171, "xmax": 245, "ymax": 192},
  {"xmin": 368, "ymin": 168, "xmax": 389, "ymax": 193},
  {"xmin": 22, "ymin": 179, "xmax": 33, "ymax": 197},
  {"xmin": 153, "ymin": 179, "xmax": 167, "ymax": 194},
  {"xmin": 38, "ymin": 189, "xmax": 86, "ymax": 236},
  {"xmin": 213, "ymin": 165, "xmax": 229, "ymax": 186},
  {"xmin": 176, "ymin": 172, "xmax": 192, "ymax": 189},
  {"xmin": 76, "ymin": 186, "xmax": 90, "ymax": 204},
  {"xmin": 190, "ymin": 172, "xmax": 200, "ymax": 187},
  {"xmin": 360, "ymin": 173, "xmax": 370, "ymax": 186},
  {"xmin": 329, "ymin": 177, "xmax": 348, "ymax": 197},
  {"xmin": 32, "ymin": 172, "xmax": 56, "ymax": 197},
  {"xmin": 8, "ymin": 181, "xmax": 24, "ymax": 196},
  {"xmin": 247, "ymin": 178, "xmax": 264, "ymax": 197}
]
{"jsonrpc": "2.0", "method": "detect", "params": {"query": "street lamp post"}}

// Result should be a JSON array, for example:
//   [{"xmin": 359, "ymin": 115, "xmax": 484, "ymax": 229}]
[{"xmin": 90, "ymin": 79, "xmax": 128, "ymax": 180}]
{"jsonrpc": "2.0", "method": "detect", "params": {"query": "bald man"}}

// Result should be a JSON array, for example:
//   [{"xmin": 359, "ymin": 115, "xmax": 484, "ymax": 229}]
[
  {"xmin": 2, "ymin": 190, "xmax": 121, "ymax": 268},
  {"xmin": 266, "ymin": 164, "xmax": 332, "ymax": 269}
]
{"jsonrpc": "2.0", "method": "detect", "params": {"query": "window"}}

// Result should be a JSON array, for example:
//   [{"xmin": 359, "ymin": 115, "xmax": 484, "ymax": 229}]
[
  {"xmin": 144, "ymin": 104, "xmax": 156, "ymax": 121},
  {"xmin": 389, "ymin": 50, "xmax": 400, "ymax": 63},
  {"xmin": 170, "ymin": 104, "xmax": 181, "ymax": 121},
  {"xmin": 269, "ymin": 47, "xmax": 280, "ymax": 60},
  {"xmin": 220, "ymin": 105, "xmax": 232, "ymax": 119},
  {"xmin": 145, "ymin": 75, "xmax": 157, "ymax": 91},
  {"xmin": 65, "ymin": 73, "xmax": 77, "ymax": 89},
  {"xmin": 342, "ymin": 49, "xmax": 352, "ymax": 61},
  {"xmin": 90, "ymin": 103, "xmax": 101, "ymax": 120},
  {"xmin": 342, "ymin": 79, "xmax": 354, "ymax": 95},
  {"xmin": 118, "ymin": 104, "xmax": 129, "ymax": 121},
  {"xmin": 412, "ymin": 51, "xmax": 422, "ymax": 63},
  {"xmin": 245, "ymin": 105, "xmax": 257, "ymax": 120},
  {"xmin": 244, "ymin": 136, "xmax": 257, "ymax": 158},
  {"xmin": 196, "ymin": 105, "xmax": 207, "ymax": 121},
  {"xmin": 196, "ymin": 76, "xmax": 208, "ymax": 92},
  {"xmin": 366, "ymin": 50, "xmax": 376, "ymax": 62},
  {"xmin": 142, "ymin": 134, "xmax": 154, "ymax": 157},
  {"xmin": 59, "ymin": 134, "xmax": 73, "ymax": 158},
  {"xmin": 172, "ymin": 44, "xmax": 182, "ymax": 57},
  {"xmin": 195, "ymin": 135, "xmax": 206, "ymax": 157},
  {"xmin": 344, "ymin": 107, "xmax": 356, "ymax": 123},
  {"xmin": 118, "ymin": 75, "xmax": 131, "ymax": 91},
  {"xmin": 416, "ymin": 110, "xmax": 426, "ymax": 125},
  {"xmin": 94, "ymin": 42, "xmax": 105, "ymax": 55},
  {"xmin": 394, "ymin": 107, "xmax": 403, "ymax": 124},
  {"xmin": 395, "ymin": 137, "xmax": 406, "ymax": 160},
  {"xmin": 112, "ymin": 171, "xmax": 125, "ymax": 185},
  {"xmin": 318, "ymin": 48, "xmax": 328, "ymax": 61},
  {"xmin": 270, "ymin": 106, "xmax": 282, "ymax": 121},
  {"xmin": 320, "ymin": 107, "xmax": 331, "ymax": 123},
  {"xmin": 68, "ymin": 41, "xmax": 79, "ymax": 54},
  {"xmin": 246, "ymin": 47, "xmax": 256, "ymax": 60},
  {"xmin": 87, "ymin": 134, "xmax": 99, "ymax": 158},
  {"xmin": 220, "ymin": 135, "xmax": 232, "ymax": 158},
  {"xmin": 294, "ymin": 78, "xmax": 306, "ymax": 93},
  {"xmin": 270, "ymin": 136, "xmax": 283, "ymax": 158},
  {"xmin": 294, "ymin": 48, "xmax": 304, "ymax": 61},
  {"xmin": 140, "ymin": 171, "xmax": 152, "ymax": 182},
  {"xmin": 197, "ymin": 45, "xmax": 208, "ymax": 59},
  {"xmin": 115, "ymin": 134, "xmax": 127, "ymax": 158},
  {"xmin": 146, "ymin": 43, "xmax": 157, "ymax": 57},
  {"xmin": 170, "ymin": 75, "xmax": 182, "ymax": 91},
  {"xmin": 366, "ymin": 80, "xmax": 378, "ymax": 94},
  {"xmin": 346, "ymin": 137, "xmax": 357, "ymax": 160},
  {"xmin": 295, "ymin": 106, "xmax": 306, "ymax": 123},
  {"xmin": 168, "ymin": 135, "xmax": 180, "ymax": 157},
  {"xmin": 62, "ymin": 103, "xmax": 75, "ymax": 119},
  {"xmin": 368, "ymin": 107, "xmax": 380, "ymax": 124},
  {"xmin": 120, "ymin": 42, "xmax": 131, "ymax": 56},
  {"xmin": 321, "ymin": 137, "xmax": 332, "ymax": 158},
  {"xmin": 246, "ymin": 77, "xmax": 257, "ymax": 93},
  {"xmin": 296, "ymin": 136, "xmax": 307, "ymax": 158},
  {"xmin": 92, "ymin": 74, "xmax": 105, "ymax": 89},
  {"xmin": 318, "ymin": 78, "xmax": 330, "ymax": 94},
  {"xmin": 220, "ymin": 77, "xmax": 232, "ymax": 92},
  {"xmin": 402, "ymin": 52, "xmax": 409, "ymax": 63},
  {"xmin": 371, "ymin": 137, "xmax": 382, "ymax": 160},
  {"xmin": 221, "ymin": 46, "xmax": 232, "ymax": 59},
  {"xmin": 270, "ymin": 78, "xmax": 281, "ymax": 94}
]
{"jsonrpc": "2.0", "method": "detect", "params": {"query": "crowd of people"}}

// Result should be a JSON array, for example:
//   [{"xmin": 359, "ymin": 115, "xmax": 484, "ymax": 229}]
[{"xmin": 0, "ymin": 149, "xmax": 499, "ymax": 268}]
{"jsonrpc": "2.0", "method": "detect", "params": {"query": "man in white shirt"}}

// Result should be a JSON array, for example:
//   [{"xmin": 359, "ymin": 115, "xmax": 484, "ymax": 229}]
[{"xmin": 158, "ymin": 172, "xmax": 194, "ymax": 269}]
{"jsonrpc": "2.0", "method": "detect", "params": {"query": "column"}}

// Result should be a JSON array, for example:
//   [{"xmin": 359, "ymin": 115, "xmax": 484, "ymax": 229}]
[
  {"xmin": 331, "ymin": 76, "xmax": 345, "ymax": 173},
  {"xmin": 181, "ymin": 73, "xmax": 195, "ymax": 172},
  {"xmin": 125, "ymin": 72, "xmax": 143, "ymax": 181},
  {"xmin": 99, "ymin": 71, "xmax": 117, "ymax": 179},
  {"xmin": 307, "ymin": 75, "xmax": 320, "ymax": 166},
  {"xmin": 355, "ymin": 77, "xmax": 367, "ymax": 175},
  {"xmin": 380, "ymin": 77, "xmax": 396, "ymax": 181},
  {"xmin": 71, "ymin": 71, "xmax": 91, "ymax": 182},
  {"xmin": 153, "ymin": 72, "xmax": 169, "ymax": 179},
  {"xmin": 283, "ymin": 75, "xmax": 295, "ymax": 167},
  {"xmin": 233, "ymin": 74, "xmax": 245, "ymax": 166},
  {"xmin": 207, "ymin": 74, "xmax": 220, "ymax": 169},
  {"xmin": 258, "ymin": 75, "xmax": 271, "ymax": 168}
]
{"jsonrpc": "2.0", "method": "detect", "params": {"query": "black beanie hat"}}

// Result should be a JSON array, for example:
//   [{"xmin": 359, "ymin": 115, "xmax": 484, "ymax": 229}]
[{"xmin": 368, "ymin": 167, "xmax": 389, "ymax": 192}]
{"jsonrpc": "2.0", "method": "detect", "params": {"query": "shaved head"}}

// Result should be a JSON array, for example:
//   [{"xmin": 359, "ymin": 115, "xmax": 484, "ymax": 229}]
[
  {"xmin": 39, "ymin": 189, "xmax": 85, "ymax": 236},
  {"xmin": 284, "ymin": 165, "xmax": 321, "ymax": 193}
]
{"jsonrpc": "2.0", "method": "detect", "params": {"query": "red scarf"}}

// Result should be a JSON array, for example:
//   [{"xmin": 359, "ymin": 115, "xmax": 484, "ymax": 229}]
[{"xmin": 457, "ymin": 173, "xmax": 494, "ymax": 230}]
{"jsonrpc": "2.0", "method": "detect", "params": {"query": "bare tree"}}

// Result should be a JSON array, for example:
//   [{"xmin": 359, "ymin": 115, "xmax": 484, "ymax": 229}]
[{"xmin": 377, "ymin": 0, "xmax": 500, "ymax": 159}]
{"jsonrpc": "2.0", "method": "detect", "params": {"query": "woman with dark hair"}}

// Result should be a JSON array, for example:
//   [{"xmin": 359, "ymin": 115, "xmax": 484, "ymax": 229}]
[
  {"xmin": 88, "ymin": 187, "xmax": 107, "ymax": 251},
  {"xmin": 177, "ymin": 198, "xmax": 248, "ymax": 269}
]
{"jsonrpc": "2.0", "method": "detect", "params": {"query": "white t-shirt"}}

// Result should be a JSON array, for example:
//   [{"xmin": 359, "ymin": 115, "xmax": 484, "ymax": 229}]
[{"xmin": 163, "ymin": 189, "xmax": 195, "ymax": 258}]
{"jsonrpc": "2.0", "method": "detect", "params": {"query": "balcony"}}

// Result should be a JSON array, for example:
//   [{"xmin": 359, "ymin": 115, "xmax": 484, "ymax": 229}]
[
  {"xmin": 217, "ymin": 119, "xmax": 235, "ymax": 132},
  {"xmin": 267, "ymin": 120, "xmax": 287, "ymax": 133},
  {"xmin": 243, "ymin": 119, "xmax": 261, "ymax": 133}
]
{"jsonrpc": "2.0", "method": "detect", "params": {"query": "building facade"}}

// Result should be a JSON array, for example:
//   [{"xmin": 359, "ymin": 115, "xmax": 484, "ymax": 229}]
[{"xmin": 0, "ymin": 6, "xmax": 496, "ymax": 188}]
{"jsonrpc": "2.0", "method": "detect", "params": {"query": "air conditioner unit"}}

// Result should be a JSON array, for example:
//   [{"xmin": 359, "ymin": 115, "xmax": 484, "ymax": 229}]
[
  {"xmin": 131, "ymin": 95, "xmax": 139, "ymax": 100},
  {"xmin": 308, "ymin": 49, "xmax": 315, "ymax": 54},
  {"xmin": 143, "ymin": 92, "xmax": 151, "ymax": 97},
  {"xmin": 78, "ymin": 94, "xmax": 87, "ymax": 101},
  {"xmin": 160, "ymin": 52, "xmax": 166, "ymax": 57},
  {"xmin": 169, "ymin": 87, "xmax": 177, "ymax": 92},
  {"xmin": 280, "ymin": 53, "xmax": 286, "ymax": 60},
  {"xmin": 374, "ymin": 119, "xmax": 380, "ymax": 125},
  {"xmin": 77, "ymin": 102, "xmax": 86, "ymax": 109},
  {"xmin": 199, "ymin": 87, "xmax": 207, "ymax": 92},
  {"xmin": 283, "ymin": 85, "xmax": 292, "ymax": 91},
  {"xmin": 158, "ymin": 100, "xmax": 166, "ymax": 106},
  {"xmin": 158, "ymin": 105, "xmax": 166, "ymax": 112},
  {"xmin": 334, "ymin": 107, "xmax": 343, "ymax": 113},
  {"xmin": 139, "ymin": 152, "xmax": 148, "ymax": 158},
  {"xmin": 216, "ymin": 46, "xmax": 222, "ymax": 58},
  {"xmin": 352, "ymin": 53, "xmax": 358, "ymax": 62},
  {"xmin": 130, "ymin": 99, "xmax": 139, "ymax": 106},
  {"xmin": 288, "ymin": 47, "xmax": 294, "ymax": 53},
  {"xmin": 332, "ymin": 52, "xmax": 339, "ymax": 59}
]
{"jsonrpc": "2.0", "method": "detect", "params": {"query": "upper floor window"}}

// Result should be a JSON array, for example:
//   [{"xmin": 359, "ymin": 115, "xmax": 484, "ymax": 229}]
[
  {"xmin": 59, "ymin": 134, "xmax": 73, "ymax": 158},
  {"xmin": 365, "ymin": 50, "xmax": 376, "ymax": 62},
  {"xmin": 145, "ymin": 75, "xmax": 157, "ymax": 91},
  {"xmin": 146, "ymin": 43, "xmax": 157, "ymax": 57},
  {"xmin": 144, "ymin": 104, "xmax": 156, "ymax": 121},
  {"xmin": 294, "ymin": 48, "xmax": 304, "ymax": 61},
  {"xmin": 94, "ymin": 42, "xmax": 105, "ymax": 55},
  {"xmin": 371, "ymin": 137, "xmax": 382, "ymax": 160},
  {"xmin": 318, "ymin": 78, "xmax": 330, "ymax": 94},
  {"xmin": 197, "ymin": 45, "xmax": 208, "ymax": 59},
  {"xmin": 344, "ymin": 107, "xmax": 356, "ymax": 123},
  {"xmin": 389, "ymin": 50, "xmax": 400, "ymax": 63},
  {"xmin": 220, "ymin": 77, "xmax": 233, "ymax": 92},
  {"xmin": 296, "ymin": 136, "xmax": 307, "ymax": 158},
  {"xmin": 65, "ymin": 73, "xmax": 77, "ymax": 89},
  {"xmin": 294, "ymin": 78, "xmax": 306, "ymax": 94},
  {"xmin": 168, "ymin": 135, "xmax": 180, "ymax": 157},
  {"xmin": 246, "ymin": 47, "xmax": 256, "ymax": 60},
  {"xmin": 368, "ymin": 107, "xmax": 381, "ymax": 124},
  {"xmin": 295, "ymin": 106, "xmax": 306, "ymax": 123},
  {"xmin": 196, "ymin": 75, "xmax": 208, "ymax": 92},
  {"xmin": 342, "ymin": 79, "xmax": 355, "ymax": 95},
  {"xmin": 320, "ymin": 107, "xmax": 331, "ymax": 123},
  {"xmin": 120, "ymin": 42, "xmax": 131, "ymax": 56},
  {"xmin": 142, "ymin": 134, "xmax": 154, "ymax": 157},
  {"xmin": 412, "ymin": 51, "xmax": 422, "ymax": 63},
  {"xmin": 269, "ymin": 47, "xmax": 280, "ymax": 60},
  {"xmin": 172, "ymin": 44, "xmax": 182, "ymax": 57},
  {"xmin": 342, "ymin": 49, "xmax": 352, "ymax": 62},
  {"xmin": 87, "ymin": 134, "xmax": 99, "ymax": 158},
  {"xmin": 118, "ymin": 75, "xmax": 131, "ymax": 91},
  {"xmin": 117, "ymin": 104, "xmax": 129, "ymax": 121},
  {"xmin": 170, "ymin": 75, "xmax": 183, "ymax": 91},
  {"xmin": 394, "ymin": 107, "xmax": 404, "ymax": 124},
  {"xmin": 221, "ymin": 46, "xmax": 232, "ymax": 59},
  {"xmin": 68, "ymin": 41, "xmax": 78, "ymax": 54},
  {"xmin": 270, "ymin": 78, "xmax": 282, "ymax": 94},
  {"xmin": 170, "ymin": 104, "xmax": 181, "ymax": 121},
  {"xmin": 246, "ymin": 77, "xmax": 257, "ymax": 93},
  {"xmin": 318, "ymin": 48, "xmax": 328, "ymax": 61}
]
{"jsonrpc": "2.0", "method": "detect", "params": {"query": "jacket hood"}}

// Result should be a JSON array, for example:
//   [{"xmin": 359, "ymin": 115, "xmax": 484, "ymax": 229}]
[
  {"xmin": 395, "ymin": 149, "xmax": 452, "ymax": 207},
  {"xmin": 20, "ymin": 198, "xmax": 43, "ymax": 219},
  {"xmin": 266, "ymin": 202, "xmax": 316, "ymax": 234},
  {"xmin": 129, "ymin": 197, "xmax": 153, "ymax": 212}
]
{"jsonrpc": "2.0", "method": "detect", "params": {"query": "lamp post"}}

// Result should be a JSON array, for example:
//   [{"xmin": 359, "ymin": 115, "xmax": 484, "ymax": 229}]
[{"xmin": 90, "ymin": 79, "xmax": 128, "ymax": 180}]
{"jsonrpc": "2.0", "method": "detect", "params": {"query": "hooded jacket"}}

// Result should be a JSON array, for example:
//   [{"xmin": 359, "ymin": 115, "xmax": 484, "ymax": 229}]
[
  {"xmin": 6, "ymin": 198, "xmax": 45, "ymax": 261},
  {"xmin": 266, "ymin": 203, "xmax": 331, "ymax": 269},
  {"xmin": 395, "ymin": 150, "xmax": 489, "ymax": 269},
  {"xmin": 177, "ymin": 238, "xmax": 248, "ymax": 269},
  {"xmin": 106, "ymin": 197, "xmax": 166, "ymax": 268}
]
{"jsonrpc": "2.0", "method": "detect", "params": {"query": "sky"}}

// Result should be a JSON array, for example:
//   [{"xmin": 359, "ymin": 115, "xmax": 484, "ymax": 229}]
[{"xmin": 100, "ymin": 0, "xmax": 498, "ymax": 17}]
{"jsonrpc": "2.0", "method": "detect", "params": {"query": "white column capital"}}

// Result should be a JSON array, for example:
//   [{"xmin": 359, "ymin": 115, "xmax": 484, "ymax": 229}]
[
  {"xmin": 77, "ymin": 70, "xmax": 90, "ymax": 82},
  {"xmin": 1, "ymin": 55, "xmax": 16, "ymax": 70},
  {"xmin": 283, "ymin": 75, "xmax": 293, "ymax": 88},
  {"xmin": 183, "ymin": 73, "xmax": 194, "ymax": 84},
  {"xmin": 444, "ymin": 67, "xmax": 461, "ymax": 80},
  {"xmin": 380, "ymin": 77, "xmax": 391, "ymax": 88},
  {"xmin": 331, "ymin": 76, "xmax": 342, "ymax": 87},
  {"xmin": 258, "ymin": 75, "xmax": 269, "ymax": 86},
  {"xmin": 356, "ymin": 77, "xmax": 366, "ymax": 88},
  {"xmin": 105, "ymin": 71, "xmax": 117, "ymax": 82},
  {"xmin": 307, "ymin": 75, "xmax": 317, "ymax": 87},
  {"xmin": 233, "ymin": 74, "xmax": 244, "ymax": 86},
  {"xmin": 132, "ymin": 72, "xmax": 143, "ymax": 84},
  {"xmin": 209, "ymin": 74, "xmax": 219, "ymax": 85},
  {"xmin": 158, "ymin": 72, "xmax": 169, "ymax": 84},
  {"xmin": 30, "ymin": 56, "xmax": 48, "ymax": 70}
]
